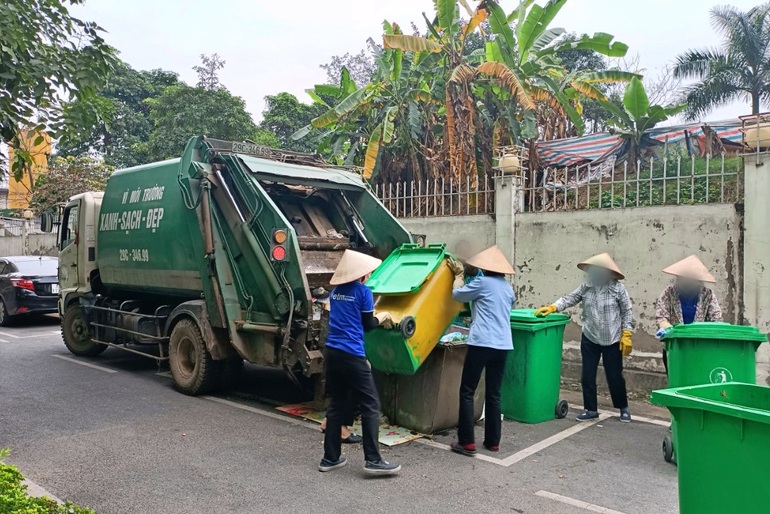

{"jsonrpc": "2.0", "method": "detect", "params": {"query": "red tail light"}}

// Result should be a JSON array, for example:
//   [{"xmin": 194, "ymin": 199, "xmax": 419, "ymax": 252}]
[
  {"xmin": 11, "ymin": 278, "xmax": 34, "ymax": 291},
  {"xmin": 271, "ymin": 245, "xmax": 287, "ymax": 261}
]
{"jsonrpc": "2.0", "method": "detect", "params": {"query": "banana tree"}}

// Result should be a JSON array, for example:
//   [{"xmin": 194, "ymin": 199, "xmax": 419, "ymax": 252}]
[
  {"xmin": 481, "ymin": 0, "xmax": 632, "ymax": 137},
  {"xmin": 601, "ymin": 77, "xmax": 686, "ymax": 170},
  {"xmin": 294, "ymin": 22, "xmax": 440, "ymax": 181}
]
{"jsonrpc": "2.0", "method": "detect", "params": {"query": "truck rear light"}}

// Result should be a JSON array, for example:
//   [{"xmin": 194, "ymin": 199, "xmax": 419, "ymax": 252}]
[
  {"xmin": 10, "ymin": 278, "xmax": 35, "ymax": 291},
  {"xmin": 273, "ymin": 229, "xmax": 287, "ymax": 244},
  {"xmin": 271, "ymin": 246, "xmax": 286, "ymax": 261}
]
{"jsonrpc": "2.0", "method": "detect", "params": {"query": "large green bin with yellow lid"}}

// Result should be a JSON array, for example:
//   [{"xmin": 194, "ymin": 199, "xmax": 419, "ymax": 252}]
[
  {"xmin": 364, "ymin": 244, "xmax": 463, "ymax": 375},
  {"xmin": 501, "ymin": 309, "xmax": 571, "ymax": 423},
  {"xmin": 657, "ymin": 322, "xmax": 766, "ymax": 463}
]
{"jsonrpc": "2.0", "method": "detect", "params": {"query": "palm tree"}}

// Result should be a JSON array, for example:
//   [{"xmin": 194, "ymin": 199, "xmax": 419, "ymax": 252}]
[{"xmin": 674, "ymin": 3, "xmax": 770, "ymax": 119}]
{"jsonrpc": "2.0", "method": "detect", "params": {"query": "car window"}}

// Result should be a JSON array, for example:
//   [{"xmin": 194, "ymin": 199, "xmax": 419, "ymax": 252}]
[
  {"xmin": 0, "ymin": 262, "xmax": 8, "ymax": 275},
  {"xmin": 14, "ymin": 259, "xmax": 58, "ymax": 276},
  {"xmin": 61, "ymin": 205, "xmax": 79, "ymax": 249}
]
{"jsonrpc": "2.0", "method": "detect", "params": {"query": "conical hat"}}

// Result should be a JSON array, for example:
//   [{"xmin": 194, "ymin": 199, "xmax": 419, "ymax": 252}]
[
  {"xmin": 329, "ymin": 249, "xmax": 382, "ymax": 285},
  {"xmin": 577, "ymin": 253, "xmax": 625, "ymax": 280},
  {"xmin": 466, "ymin": 245, "xmax": 515, "ymax": 275},
  {"xmin": 662, "ymin": 255, "xmax": 716, "ymax": 283}
]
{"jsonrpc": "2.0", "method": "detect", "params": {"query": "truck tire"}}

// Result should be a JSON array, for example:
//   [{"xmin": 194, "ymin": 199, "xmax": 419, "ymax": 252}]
[
  {"xmin": 62, "ymin": 304, "xmax": 107, "ymax": 356},
  {"xmin": 169, "ymin": 319, "xmax": 221, "ymax": 395}
]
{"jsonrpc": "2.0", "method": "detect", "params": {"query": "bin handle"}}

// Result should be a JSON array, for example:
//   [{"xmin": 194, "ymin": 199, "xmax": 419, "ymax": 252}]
[{"xmin": 427, "ymin": 243, "xmax": 446, "ymax": 249}]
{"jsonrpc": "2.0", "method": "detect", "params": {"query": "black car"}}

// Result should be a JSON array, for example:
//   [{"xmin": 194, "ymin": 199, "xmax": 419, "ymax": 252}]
[{"xmin": 0, "ymin": 256, "xmax": 59, "ymax": 326}]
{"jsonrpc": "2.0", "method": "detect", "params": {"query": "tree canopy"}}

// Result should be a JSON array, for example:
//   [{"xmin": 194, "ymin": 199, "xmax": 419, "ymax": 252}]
[
  {"xmin": 30, "ymin": 156, "xmax": 113, "ymax": 213},
  {"xmin": 0, "ymin": 0, "xmax": 116, "ymax": 178},
  {"xmin": 674, "ymin": 3, "xmax": 770, "ymax": 119}
]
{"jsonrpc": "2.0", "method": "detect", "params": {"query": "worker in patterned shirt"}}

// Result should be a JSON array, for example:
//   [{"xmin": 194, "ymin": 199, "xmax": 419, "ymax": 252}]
[
  {"xmin": 655, "ymin": 255, "xmax": 723, "ymax": 373},
  {"xmin": 535, "ymin": 253, "xmax": 634, "ymax": 423}
]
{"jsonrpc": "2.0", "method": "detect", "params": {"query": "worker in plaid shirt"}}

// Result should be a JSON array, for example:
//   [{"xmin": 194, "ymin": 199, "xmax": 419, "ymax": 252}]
[{"xmin": 536, "ymin": 253, "xmax": 634, "ymax": 423}]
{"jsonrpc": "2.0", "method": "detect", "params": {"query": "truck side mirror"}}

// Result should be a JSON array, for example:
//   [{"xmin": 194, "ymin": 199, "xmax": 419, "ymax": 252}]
[{"xmin": 40, "ymin": 212, "xmax": 54, "ymax": 233}]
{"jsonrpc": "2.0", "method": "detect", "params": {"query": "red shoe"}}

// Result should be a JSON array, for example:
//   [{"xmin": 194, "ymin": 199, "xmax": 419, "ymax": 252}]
[
  {"xmin": 450, "ymin": 441, "xmax": 477, "ymax": 456},
  {"xmin": 483, "ymin": 443, "xmax": 499, "ymax": 452}
]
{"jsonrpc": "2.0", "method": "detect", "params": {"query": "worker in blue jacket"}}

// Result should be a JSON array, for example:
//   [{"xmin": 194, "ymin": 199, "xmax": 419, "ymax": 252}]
[
  {"xmin": 319, "ymin": 249, "xmax": 400, "ymax": 476},
  {"xmin": 447, "ymin": 245, "xmax": 516, "ymax": 456}
]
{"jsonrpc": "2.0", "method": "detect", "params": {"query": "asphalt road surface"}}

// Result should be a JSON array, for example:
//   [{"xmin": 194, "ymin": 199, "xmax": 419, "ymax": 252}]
[{"xmin": 0, "ymin": 317, "xmax": 678, "ymax": 514}]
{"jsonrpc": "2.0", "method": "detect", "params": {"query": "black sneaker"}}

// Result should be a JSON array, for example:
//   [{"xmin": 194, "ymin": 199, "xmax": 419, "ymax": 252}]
[
  {"xmin": 619, "ymin": 408, "xmax": 632, "ymax": 423},
  {"xmin": 342, "ymin": 433, "xmax": 363, "ymax": 444},
  {"xmin": 363, "ymin": 459, "xmax": 401, "ymax": 476},
  {"xmin": 576, "ymin": 410, "xmax": 599, "ymax": 421},
  {"xmin": 318, "ymin": 456, "xmax": 347, "ymax": 472}
]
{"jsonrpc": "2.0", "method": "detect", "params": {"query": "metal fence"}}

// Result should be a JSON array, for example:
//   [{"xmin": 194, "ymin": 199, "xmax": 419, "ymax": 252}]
[
  {"xmin": 374, "ymin": 176, "xmax": 496, "ymax": 217},
  {"xmin": 521, "ymin": 154, "xmax": 742, "ymax": 213}
]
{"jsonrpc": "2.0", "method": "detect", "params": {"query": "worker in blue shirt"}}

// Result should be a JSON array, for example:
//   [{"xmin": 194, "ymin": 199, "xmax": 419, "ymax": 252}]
[
  {"xmin": 319, "ymin": 249, "xmax": 401, "ymax": 476},
  {"xmin": 447, "ymin": 245, "xmax": 516, "ymax": 456}
]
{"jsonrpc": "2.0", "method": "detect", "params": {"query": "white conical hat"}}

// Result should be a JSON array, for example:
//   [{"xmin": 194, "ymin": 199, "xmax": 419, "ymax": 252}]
[
  {"xmin": 466, "ymin": 245, "xmax": 515, "ymax": 275},
  {"xmin": 662, "ymin": 255, "xmax": 716, "ymax": 283},
  {"xmin": 329, "ymin": 249, "xmax": 382, "ymax": 285},
  {"xmin": 577, "ymin": 252, "xmax": 625, "ymax": 280}
]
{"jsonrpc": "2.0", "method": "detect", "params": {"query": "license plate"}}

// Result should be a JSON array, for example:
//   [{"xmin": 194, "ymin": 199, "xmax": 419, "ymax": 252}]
[{"xmin": 51, "ymin": 284, "xmax": 60, "ymax": 294}]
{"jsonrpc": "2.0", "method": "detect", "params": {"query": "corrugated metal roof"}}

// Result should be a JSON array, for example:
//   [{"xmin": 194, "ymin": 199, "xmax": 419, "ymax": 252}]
[{"xmin": 237, "ymin": 155, "xmax": 365, "ymax": 190}]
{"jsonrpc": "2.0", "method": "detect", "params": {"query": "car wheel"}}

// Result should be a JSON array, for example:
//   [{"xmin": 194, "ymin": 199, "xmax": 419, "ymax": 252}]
[
  {"xmin": 0, "ymin": 298, "xmax": 14, "ymax": 327},
  {"xmin": 62, "ymin": 304, "xmax": 107, "ymax": 356}
]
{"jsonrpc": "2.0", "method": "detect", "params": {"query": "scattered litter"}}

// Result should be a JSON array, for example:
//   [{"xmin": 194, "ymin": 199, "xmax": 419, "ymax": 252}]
[
  {"xmin": 276, "ymin": 403, "xmax": 423, "ymax": 446},
  {"xmin": 440, "ymin": 331, "xmax": 468, "ymax": 344}
]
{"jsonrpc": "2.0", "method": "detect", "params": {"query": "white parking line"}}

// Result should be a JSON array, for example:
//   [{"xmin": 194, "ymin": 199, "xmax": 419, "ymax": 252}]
[
  {"xmin": 536, "ymin": 490, "xmax": 625, "ymax": 514},
  {"xmin": 499, "ymin": 414, "xmax": 610, "ymax": 466},
  {"xmin": 417, "ymin": 414, "xmax": 610, "ymax": 467},
  {"xmin": 51, "ymin": 355, "xmax": 118, "ymax": 374},
  {"xmin": 201, "ymin": 396, "xmax": 319, "ymax": 430},
  {"xmin": 0, "ymin": 330, "xmax": 57, "ymax": 339},
  {"xmin": 598, "ymin": 409, "xmax": 669, "ymax": 427}
]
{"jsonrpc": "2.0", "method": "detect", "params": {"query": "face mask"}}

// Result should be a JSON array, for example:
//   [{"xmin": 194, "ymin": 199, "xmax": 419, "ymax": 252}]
[
  {"xmin": 586, "ymin": 266, "xmax": 611, "ymax": 286},
  {"xmin": 676, "ymin": 278, "xmax": 701, "ymax": 298}
]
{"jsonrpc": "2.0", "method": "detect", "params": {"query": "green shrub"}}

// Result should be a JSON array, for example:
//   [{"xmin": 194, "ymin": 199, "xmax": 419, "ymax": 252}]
[{"xmin": 0, "ymin": 449, "xmax": 95, "ymax": 514}]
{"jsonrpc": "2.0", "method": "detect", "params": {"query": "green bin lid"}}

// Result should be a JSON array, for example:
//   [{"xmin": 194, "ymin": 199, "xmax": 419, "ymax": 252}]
[
  {"xmin": 664, "ymin": 322, "xmax": 768, "ymax": 342},
  {"xmin": 367, "ymin": 243, "xmax": 446, "ymax": 295},
  {"xmin": 510, "ymin": 308, "xmax": 570, "ymax": 323}
]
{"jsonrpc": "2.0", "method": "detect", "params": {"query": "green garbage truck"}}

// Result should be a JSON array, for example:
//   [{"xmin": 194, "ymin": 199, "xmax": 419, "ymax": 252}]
[{"xmin": 54, "ymin": 136, "xmax": 411, "ymax": 397}]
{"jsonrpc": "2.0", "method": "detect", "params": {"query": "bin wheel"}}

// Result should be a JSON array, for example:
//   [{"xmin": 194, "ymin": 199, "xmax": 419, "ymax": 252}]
[
  {"xmin": 555, "ymin": 400, "xmax": 569, "ymax": 419},
  {"xmin": 400, "ymin": 316, "xmax": 416, "ymax": 339},
  {"xmin": 662, "ymin": 433, "xmax": 675, "ymax": 463}
]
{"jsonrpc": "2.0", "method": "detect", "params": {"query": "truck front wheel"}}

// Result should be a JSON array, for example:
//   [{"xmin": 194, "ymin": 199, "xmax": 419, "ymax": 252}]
[
  {"xmin": 169, "ymin": 319, "xmax": 220, "ymax": 395},
  {"xmin": 62, "ymin": 304, "xmax": 107, "ymax": 357}
]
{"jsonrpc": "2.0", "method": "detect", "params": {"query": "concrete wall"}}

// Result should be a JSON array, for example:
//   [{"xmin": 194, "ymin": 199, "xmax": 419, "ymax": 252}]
[
  {"xmin": 514, "ymin": 204, "xmax": 743, "ymax": 386},
  {"xmin": 399, "ymin": 214, "xmax": 496, "ymax": 254},
  {"xmin": 744, "ymin": 158, "xmax": 770, "ymax": 384},
  {"xmin": 398, "ymin": 196, "xmax": 752, "ymax": 391},
  {"xmin": 0, "ymin": 233, "xmax": 58, "ymax": 256}
]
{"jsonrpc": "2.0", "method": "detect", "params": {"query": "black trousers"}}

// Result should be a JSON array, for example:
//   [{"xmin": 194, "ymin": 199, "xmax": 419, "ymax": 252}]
[
  {"xmin": 323, "ymin": 348, "xmax": 381, "ymax": 463},
  {"xmin": 662, "ymin": 349, "xmax": 668, "ymax": 375},
  {"xmin": 458, "ymin": 345, "xmax": 509, "ymax": 447},
  {"xmin": 580, "ymin": 334, "xmax": 628, "ymax": 412}
]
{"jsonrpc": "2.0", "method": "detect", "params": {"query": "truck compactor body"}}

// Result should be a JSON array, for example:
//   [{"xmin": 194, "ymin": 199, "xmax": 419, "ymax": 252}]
[{"xmin": 57, "ymin": 136, "xmax": 411, "ymax": 396}]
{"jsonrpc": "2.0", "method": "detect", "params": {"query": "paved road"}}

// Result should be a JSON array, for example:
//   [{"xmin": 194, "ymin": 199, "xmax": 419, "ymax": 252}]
[{"xmin": 0, "ymin": 318, "xmax": 678, "ymax": 514}]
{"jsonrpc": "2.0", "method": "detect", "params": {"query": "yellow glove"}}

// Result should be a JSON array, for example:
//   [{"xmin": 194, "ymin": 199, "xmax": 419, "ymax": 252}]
[
  {"xmin": 620, "ymin": 330, "xmax": 633, "ymax": 357},
  {"xmin": 447, "ymin": 258, "xmax": 465, "ymax": 277},
  {"xmin": 375, "ymin": 311, "xmax": 394, "ymax": 330},
  {"xmin": 659, "ymin": 321, "xmax": 672, "ymax": 330},
  {"xmin": 535, "ymin": 305, "xmax": 557, "ymax": 317}
]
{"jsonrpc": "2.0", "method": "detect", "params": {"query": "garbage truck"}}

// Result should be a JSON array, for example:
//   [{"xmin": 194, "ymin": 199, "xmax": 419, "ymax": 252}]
[{"xmin": 54, "ymin": 136, "xmax": 412, "ymax": 398}]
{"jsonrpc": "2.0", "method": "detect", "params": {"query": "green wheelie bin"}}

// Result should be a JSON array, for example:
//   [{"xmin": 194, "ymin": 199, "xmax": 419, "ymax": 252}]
[
  {"xmin": 659, "ymin": 322, "xmax": 766, "ymax": 463},
  {"xmin": 651, "ymin": 382, "xmax": 770, "ymax": 514},
  {"xmin": 502, "ymin": 309, "xmax": 571, "ymax": 423}
]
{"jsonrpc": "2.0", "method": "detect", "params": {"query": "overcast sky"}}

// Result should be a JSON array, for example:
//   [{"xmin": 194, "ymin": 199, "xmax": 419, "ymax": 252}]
[{"xmin": 72, "ymin": 0, "xmax": 762, "ymax": 125}]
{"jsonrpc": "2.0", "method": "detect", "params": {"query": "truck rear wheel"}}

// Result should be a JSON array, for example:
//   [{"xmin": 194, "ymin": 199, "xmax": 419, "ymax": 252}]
[
  {"xmin": 169, "ymin": 319, "xmax": 221, "ymax": 395},
  {"xmin": 62, "ymin": 304, "xmax": 107, "ymax": 356}
]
